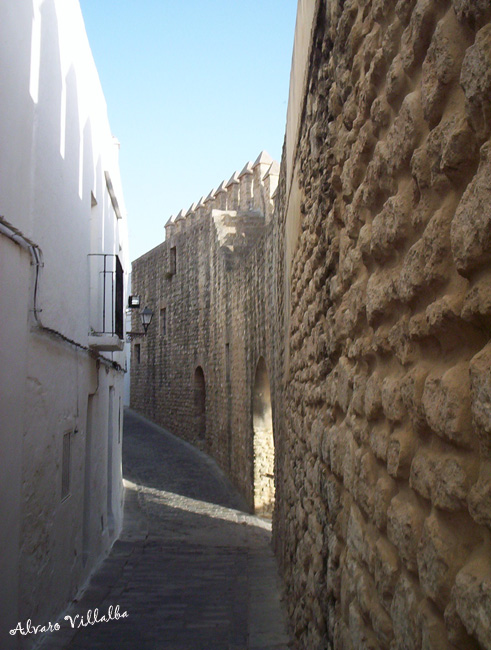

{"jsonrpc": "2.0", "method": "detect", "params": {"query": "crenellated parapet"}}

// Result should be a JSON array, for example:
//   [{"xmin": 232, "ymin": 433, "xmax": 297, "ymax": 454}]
[{"xmin": 164, "ymin": 151, "xmax": 279, "ymax": 239}]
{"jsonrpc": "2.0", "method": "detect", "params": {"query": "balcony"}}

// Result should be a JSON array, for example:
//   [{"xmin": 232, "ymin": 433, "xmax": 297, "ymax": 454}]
[{"xmin": 88, "ymin": 254, "xmax": 124, "ymax": 352}]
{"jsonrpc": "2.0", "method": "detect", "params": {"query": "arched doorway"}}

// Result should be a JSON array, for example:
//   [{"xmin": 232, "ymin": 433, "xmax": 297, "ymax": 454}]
[
  {"xmin": 194, "ymin": 366, "xmax": 206, "ymax": 440},
  {"xmin": 252, "ymin": 357, "xmax": 275, "ymax": 516}
]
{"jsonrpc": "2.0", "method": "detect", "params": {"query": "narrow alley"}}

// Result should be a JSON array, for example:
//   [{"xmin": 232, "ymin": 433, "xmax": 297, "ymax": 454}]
[{"xmin": 39, "ymin": 410, "xmax": 291, "ymax": 650}]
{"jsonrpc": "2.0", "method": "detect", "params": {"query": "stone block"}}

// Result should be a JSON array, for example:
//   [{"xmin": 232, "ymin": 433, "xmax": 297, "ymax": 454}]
[
  {"xmin": 381, "ymin": 376, "xmax": 406, "ymax": 423},
  {"xmin": 452, "ymin": 0, "xmax": 491, "ymax": 30},
  {"xmin": 398, "ymin": 207, "xmax": 451, "ymax": 303},
  {"xmin": 410, "ymin": 447, "xmax": 478, "ymax": 511},
  {"xmin": 351, "ymin": 370, "xmax": 368, "ymax": 417},
  {"xmin": 321, "ymin": 469, "xmax": 344, "ymax": 523},
  {"xmin": 370, "ymin": 192, "xmax": 411, "ymax": 262},
  {"xmin": 385, "ymin": 92, "xmax": 424, "ymax": 176},
  {"xmin": 460, "ymin": 24, "xmax": 491, "ymax": 141},
  {"xmin": 373, "ymin": 474, "xmax": 398, "ymax": 530},
  {"xmin": 390, "ymin": 573, "xmax": 424, "ymax": 650},
  {"xmin": 462, "ymin": 272, "xmax": 491, "ymax": 326},
  {"xmin": 370, "ymin": 95, "xmax": 392, "ymax": 130},
  {"xmin": 387, "ymin": 490, "xmax": 426, "ymax": 573},
  {"xmin": 366, "ymin": 270, "xmax": 397, "ymax": 323},
  {"xmin": 421, "ymin": 10, "xmax": 471, "ymax": 127},
  {"xmin": 419, "ymin": 599, "xmax": 450, "ymax": 650},
  {"xmin": 373, "ymin": 535, "xmax": 401, "ymax": 610},
  {"xmin": 387, "ymin": 316, "xmax": 418, "ymax": 366},
  {"xmin": 401, "ymin": 365, "xmax": 430, "ymax": 430},
  {"xmin": 370, "ymin": 421, "xmax": 391, "ymax": 462},
  {"xmin": 441, "ymin": 115, "xmax": 479, "ymax": 186},
  {"xmin": 355, "ymin": 448, "xmax": 378, "ymax": 518},
  {"xmin": 370, "ymin": 598, "xmax": 394, "ymax": 649},
  {"xmin": 396, "ymin": 0, "xmax": 418, "ymax": 28},
  {"xmin": 387, "ymin": 428, "xmax": 416, "ymax": 479},
  {"xmin": 444, "ymin": 599, "xmax": 481, "ymax": 649},
  {"xmin": 365, "ymin": 372, "xmax": 383, "ymax": 420},
  {"xmin": 334, "ymin": 356, "xmax": 355, "ymax": 414},
  {"xmin": 469, "ymin": 342, "xmax": 491, "ymax": 456},
  {"xmin": 347, "ymin": 503, "xmax": 367, "ymax": 564},
  {"xmin": 417, "ymin": 512, "xmax": 475, "ymax": 611},
  {"xmin": 348, "ymin": 601, "xmax": 379, "ymax": 650},
  {"xmin": 400, "ymin": 0, "xmax": 439, "ymax": 74},
  {"xmin": 453, "ymin": 553, "xmax": 491, "ymax": 649},
  {"xmin": 422, "ymin": 363, "xmax": 474, "ymax": 448},
  {"xmin": 329, "ymin": 422, "xmax": 350, "ymax": 479},
  {"xmin": 468, "ymin": 461, "xmax": 491, "ymax": 528},
  {"xmin": 386, "ymin": 53, "xmax": 409, "ymax": 105},
  {"xmin": 411, "ymin": 144, "xmax": 433, "ymax": 191}
]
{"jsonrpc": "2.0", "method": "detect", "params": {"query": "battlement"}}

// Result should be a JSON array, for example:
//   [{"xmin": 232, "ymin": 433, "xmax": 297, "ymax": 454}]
[{"xmin": 164, "ymin": 151, "xmax": 279, "ymax": 239}]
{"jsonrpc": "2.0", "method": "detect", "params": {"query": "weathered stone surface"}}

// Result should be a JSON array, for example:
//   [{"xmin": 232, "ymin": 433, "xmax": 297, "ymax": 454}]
[
  {"xmin": 419, "ymin": 599, "xmax": 451, "ymax": 650},
  {"xmin": 387, "ymin": 491, "xmax": 426, "ymax": 573},
  {"xmin": 462, "ymin": 273, "xmax": 491, "ymax": 325},
  {"xmin": 387, "ymin": 428, "xmax": 416, "ymax": 479},
  {"xmin": 410, "ymin": 447, "xmax": 478, "ymax": 510},
  {"xmin": 417, "ymin": 512, "xmax": 475, "ymax": 611},
  {"xmin": 373, "ymin": 475, "xmax": 398, "ymax": 530},
  {"xmin": 451, "ymin": 142, "xmax": 491, "ymax": 274},
  {"xmin": 373, "ymin": 535, "xmax": 400, "ymax": 609},
  {"xmin": 452, "ymin": 0, "xmax": 491, "ymax": 30},
  {"xmin": 422, "ymin": 363, "xmax": 474, "ymax": 448},
  {"xmin": 469, "ymin": 342, "xmax": 491, "ymax": 456},
  {"xmin": 390, "ymin": 573, "xmax": 424, "ymax": 650},
  {"xmin": 453, "ymin": 555, "xmax": 491, "ymax": 649},
  {"xmin": 421, "ymin": 10, "xmax": 471, "ymax": 127},
  {"xmin": 460, "ymin": 24, "xmax": 491, "ymax": 141},
  {"xmin": 398, "ymin": 207, "xmax": 451, "ymax": 302},
  {"xmin": 468, "ymin": 461, "xmax": 491, "ymax": 528}
]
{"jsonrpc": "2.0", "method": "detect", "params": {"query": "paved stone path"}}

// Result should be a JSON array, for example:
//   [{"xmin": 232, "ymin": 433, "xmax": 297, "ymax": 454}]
[{"xmin": 39, "ymin": 409, "xmax": 291, "ymax": 650}]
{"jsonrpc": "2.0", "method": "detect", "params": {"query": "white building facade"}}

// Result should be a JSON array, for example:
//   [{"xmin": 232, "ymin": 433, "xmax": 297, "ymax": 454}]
[{"xmin": 0, "ymin": 2, "xmax": 129, "ymax": 647}]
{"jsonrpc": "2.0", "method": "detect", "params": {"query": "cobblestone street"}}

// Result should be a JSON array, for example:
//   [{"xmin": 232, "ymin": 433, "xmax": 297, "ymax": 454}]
[{"xmin": 39, "ymin": 409, "xmax": 291, "ymax": 650}]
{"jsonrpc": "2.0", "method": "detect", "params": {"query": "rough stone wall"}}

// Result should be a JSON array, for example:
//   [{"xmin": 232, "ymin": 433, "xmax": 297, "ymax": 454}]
[
  {"xmin": 275, "ymin": 1, "xmax": 491, "ymax": 649},
  {"xmin": 131, "ymin": 154, "xmax": 281, "ymax": 510}
]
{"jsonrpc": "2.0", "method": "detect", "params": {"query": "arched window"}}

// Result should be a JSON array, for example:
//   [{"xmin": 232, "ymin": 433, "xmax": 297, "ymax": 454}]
[{"xmin": 194, "ymin": 366, "xmax": 206, "ymax": 440}]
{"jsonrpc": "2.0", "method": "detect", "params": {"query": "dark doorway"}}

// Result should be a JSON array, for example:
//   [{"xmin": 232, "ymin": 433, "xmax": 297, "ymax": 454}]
[{"xmin": 194, "ymin": 366, "xmax": 206, "ymax": 440}]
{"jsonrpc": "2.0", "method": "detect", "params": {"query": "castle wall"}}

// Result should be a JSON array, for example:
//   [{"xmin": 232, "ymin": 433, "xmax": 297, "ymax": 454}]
[
  {"xmin": 275, "ymin": 1, "xmax": 491, "ymax": 648},
  {"xmin": 130, "ymin": 154, "xmax": 280, "ymax": 510}
]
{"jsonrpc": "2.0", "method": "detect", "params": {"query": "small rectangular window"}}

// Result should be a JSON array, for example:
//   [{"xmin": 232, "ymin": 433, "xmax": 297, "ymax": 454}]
[
  {"xmin": 135, "ymin": 343, "xmax": 141, "ymax": 364},
  {"xmin": 161, "ymin": 308, "xmax": 167, "ymax": 336},
  {"xmin": 170, "ymin": 247, "xmax": 176, "ymax": 275},
  {"xmin": 61, "ymin": 431, "xmax": 71, "ymax": 501}
]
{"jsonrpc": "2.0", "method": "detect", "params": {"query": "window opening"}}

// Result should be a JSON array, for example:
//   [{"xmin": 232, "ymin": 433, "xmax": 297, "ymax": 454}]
[
  {"xmin": 170, "ymin": 247, "xmax": 176, "ymax": 275},
  {"xmin": 161, "ymin": 307, "xmax": 167, "ymax": 336}
]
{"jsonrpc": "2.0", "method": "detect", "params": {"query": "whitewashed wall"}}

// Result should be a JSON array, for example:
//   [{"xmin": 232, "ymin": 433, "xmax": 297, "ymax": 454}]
[{"xmin": 0, "ymin": 1, "xmax": 128, "ymax": 647}]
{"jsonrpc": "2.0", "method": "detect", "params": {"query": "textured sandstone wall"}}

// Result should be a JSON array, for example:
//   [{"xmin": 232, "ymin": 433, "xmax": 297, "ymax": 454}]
[{"xmin": 275, "ymin": 1, "xmax": 491, "ymax": 648}]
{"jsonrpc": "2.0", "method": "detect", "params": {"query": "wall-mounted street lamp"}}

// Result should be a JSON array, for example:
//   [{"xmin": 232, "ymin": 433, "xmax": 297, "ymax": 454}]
[
  {"xmin": 126, "ymin": 306, "xmax": 154, "ymax": 341},
  {"xmin": 140, "ymin": 306, "xmax": 153, "ymax": 333}
]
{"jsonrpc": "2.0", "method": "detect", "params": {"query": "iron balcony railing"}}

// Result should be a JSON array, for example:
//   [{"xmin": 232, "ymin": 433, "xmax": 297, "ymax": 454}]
[{"xmin": 88, "ymin": 254, "xmax": 124, "ymax": 339}]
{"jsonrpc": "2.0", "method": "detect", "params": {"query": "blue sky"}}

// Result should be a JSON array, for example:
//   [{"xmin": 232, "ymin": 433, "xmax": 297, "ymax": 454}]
[{"xmin": 79, "ymin": 1, "xmax": 298, "ymax": 262}]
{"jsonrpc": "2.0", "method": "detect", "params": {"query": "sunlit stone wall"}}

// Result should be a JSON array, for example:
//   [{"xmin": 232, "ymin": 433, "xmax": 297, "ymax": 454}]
[{"xmin": 274, "ymin": 0, "xmax": 491, "ymax": 648}]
